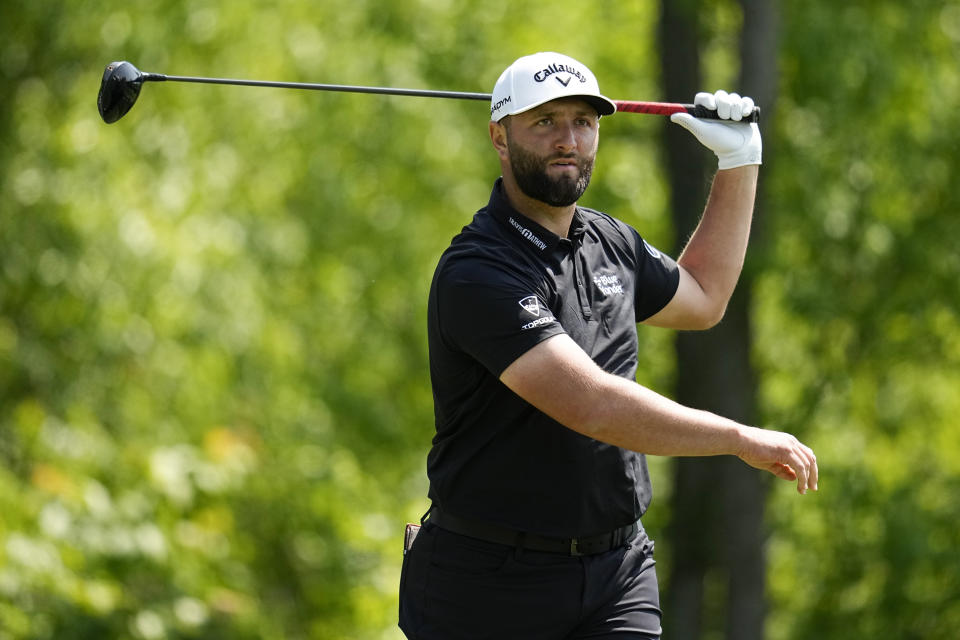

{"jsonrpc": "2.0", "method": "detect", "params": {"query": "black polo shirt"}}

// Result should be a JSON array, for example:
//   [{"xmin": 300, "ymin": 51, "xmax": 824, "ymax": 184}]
[{"xmin": 426, "ymin": 178, "xmax": 680, "ymax": 538}]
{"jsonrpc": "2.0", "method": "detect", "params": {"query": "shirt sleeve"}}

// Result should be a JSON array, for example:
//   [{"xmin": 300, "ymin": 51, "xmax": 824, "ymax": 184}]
[
  {"xmin": 433, "ymin": 256, "xmax": 567, "ymax": 376},
  {"xmin": 630, "ymin": 229, "xmax": 680, "ymax": 321}
]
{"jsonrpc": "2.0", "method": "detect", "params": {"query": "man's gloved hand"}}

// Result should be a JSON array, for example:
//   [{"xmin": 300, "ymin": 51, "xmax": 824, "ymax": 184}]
[{"xmin": 670, "ymin": 90, "xmax": 762, "ymax": 170}]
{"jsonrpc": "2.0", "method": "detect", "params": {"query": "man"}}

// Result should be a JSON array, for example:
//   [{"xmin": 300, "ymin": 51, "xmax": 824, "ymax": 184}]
[{"xmin": 399, "ymin": 52, "xmax": 817, "ymax": 639}]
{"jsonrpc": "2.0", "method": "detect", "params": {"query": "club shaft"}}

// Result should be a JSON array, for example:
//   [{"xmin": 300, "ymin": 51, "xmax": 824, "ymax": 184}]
[
  {"xmin": 143, "ymin": 73, "xmax": 760, "ymax": 122},
  {"xmin": 147, "ymin": 73, "xmax": 492, "ymax": 101}
]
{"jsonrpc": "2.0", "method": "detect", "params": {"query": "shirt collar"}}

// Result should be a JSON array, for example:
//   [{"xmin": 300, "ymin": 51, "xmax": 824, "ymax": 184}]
[{"xmin": 486, "ymin": 178, "xmax": 585, "ymax": 252}]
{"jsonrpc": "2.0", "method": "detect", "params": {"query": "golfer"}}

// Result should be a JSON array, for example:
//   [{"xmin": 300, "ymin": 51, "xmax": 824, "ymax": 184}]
[{"xmin": 399, "ymin": 52, "xmax": 817, "ymax": 639}]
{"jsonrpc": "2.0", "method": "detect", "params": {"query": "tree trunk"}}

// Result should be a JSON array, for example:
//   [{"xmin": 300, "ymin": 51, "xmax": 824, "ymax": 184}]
[
  {"xmin": 658, "ymin": 1, "xmax": 779, "ymax": 639},
  {"xmin": 657, "ymin": 2, "xmax": 710, "ymax": 638},
  {"xmin": 724, "ymin": 4, "xmax": 779, "ymax": 639}
]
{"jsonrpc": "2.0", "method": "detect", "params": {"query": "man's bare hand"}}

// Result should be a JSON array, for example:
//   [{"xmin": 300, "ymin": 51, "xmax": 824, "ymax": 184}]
[{"xmin": 736, "ymin": 426, "xmax": 819, "ymax": 494}]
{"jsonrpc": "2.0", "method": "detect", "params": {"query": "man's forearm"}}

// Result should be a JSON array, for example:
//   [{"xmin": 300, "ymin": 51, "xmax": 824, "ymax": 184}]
[
  {"xmin": 580, "ymin": 367, "xmax": 745, "ymax": 457},
  {"xmin": 501, "ymin": 333, "xmax": 818, "ymax": 493},
  {"xmin": 676, "ymin": 165, "xmax": 759, "ymax": 310},
  {"xmin": 574, "ymin": 367, "xmax": 816, "ymax": 493},
  {"xmin": 504, "ymin": 333, "xmax": 745, "ymax": 458}
]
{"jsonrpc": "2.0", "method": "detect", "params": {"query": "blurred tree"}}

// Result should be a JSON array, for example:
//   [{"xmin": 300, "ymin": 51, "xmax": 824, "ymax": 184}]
[
  {"xmin": 2, "ymin": 1, "xmax": 959, "ymax": 639},
  {"xmin": 657, "ymin": 1, "xmax": 777, "ymax": 639},
  {"xmin": 657, "ymin": 2, "xmax": 960, "ymax": 639},
  {"xmin": 761, "ymin": 1, "xmax": 960, "ymax": 638}
]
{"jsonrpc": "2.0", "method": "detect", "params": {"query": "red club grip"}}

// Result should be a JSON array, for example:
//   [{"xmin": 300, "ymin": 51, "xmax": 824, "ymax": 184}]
[{"xmin": 614, "ymin": 101, "xmax": 760, "ymax": 123}]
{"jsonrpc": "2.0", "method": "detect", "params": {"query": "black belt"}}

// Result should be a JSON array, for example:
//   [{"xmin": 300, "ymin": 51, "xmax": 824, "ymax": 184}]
[{"xmin": 427, "ymin": 507, "xmax": 638, "ymax": 557}]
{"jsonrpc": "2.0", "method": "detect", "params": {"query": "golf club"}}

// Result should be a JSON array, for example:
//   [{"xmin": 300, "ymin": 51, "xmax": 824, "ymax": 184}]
[{"xmin": 98, "ymin": 61, "xmax": 760, "ymax": 124}]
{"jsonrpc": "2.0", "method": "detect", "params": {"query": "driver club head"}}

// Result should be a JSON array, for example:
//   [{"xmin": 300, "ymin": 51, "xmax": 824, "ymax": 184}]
[{"xmin": 98, "ymin": 61, "xmax": 145, "ymax": 124}]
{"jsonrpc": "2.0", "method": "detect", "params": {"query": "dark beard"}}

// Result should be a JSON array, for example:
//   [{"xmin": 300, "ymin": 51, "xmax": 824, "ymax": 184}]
[{"xmin": 507, "ymin": 138, "xmax": 594, "ymax": 207}]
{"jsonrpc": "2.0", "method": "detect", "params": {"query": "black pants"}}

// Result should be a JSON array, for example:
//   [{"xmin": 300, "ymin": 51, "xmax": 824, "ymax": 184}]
[{"xmin": 398, "ymin": 522, "xmax": 661, "ymax": 639}]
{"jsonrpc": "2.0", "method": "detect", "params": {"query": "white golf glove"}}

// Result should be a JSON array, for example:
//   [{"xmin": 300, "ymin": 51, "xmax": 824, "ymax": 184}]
[{"xmin": 670, "ymin": 90, "xmax": 762, "ymax": 170}]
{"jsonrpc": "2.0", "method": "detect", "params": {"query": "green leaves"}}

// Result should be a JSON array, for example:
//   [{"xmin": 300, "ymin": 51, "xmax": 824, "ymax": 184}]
[
  {"xmin": 760, "ymin": 2, "xmax": 960, "ymax": 637},
  {"xmin": 2, "ymin": 0, "xmax": 959, "ymax": 638}
]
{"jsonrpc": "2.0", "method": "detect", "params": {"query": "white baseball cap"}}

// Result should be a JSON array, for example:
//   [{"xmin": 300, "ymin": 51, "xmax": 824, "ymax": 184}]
[{"xmin": 490, "ymin": 52, "xmax": 617, "ymax": 122}]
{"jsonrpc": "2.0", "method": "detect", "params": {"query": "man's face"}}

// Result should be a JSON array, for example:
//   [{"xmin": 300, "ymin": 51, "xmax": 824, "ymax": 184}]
[{"xmin": 502, "ymin": 98, "xmax": 599, "ymax": 207}]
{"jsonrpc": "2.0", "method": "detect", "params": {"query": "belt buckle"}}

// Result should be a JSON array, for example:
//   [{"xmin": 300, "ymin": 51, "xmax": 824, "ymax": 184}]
[{"xmin": 569, "ymin": 537, "xmax": 583, "ymax": 556}]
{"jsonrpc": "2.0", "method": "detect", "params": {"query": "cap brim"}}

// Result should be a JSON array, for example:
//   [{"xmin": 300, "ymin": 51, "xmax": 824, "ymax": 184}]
[
  {"xmin": 501, "ymin": 94, "xmax": 617, "ymax": 121},
  {"xmin": 584, "ymin": 95, "xmax": 617, "ymax": 117}
]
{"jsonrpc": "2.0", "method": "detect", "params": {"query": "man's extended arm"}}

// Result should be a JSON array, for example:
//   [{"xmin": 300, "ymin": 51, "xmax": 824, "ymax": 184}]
[
  {"xmin": 499, "ymin": 333, "xmax": 818, "ymax": 494},
  {"xmin": 643, "ymin": 164, "xmax": 758, "ymax": 329}
]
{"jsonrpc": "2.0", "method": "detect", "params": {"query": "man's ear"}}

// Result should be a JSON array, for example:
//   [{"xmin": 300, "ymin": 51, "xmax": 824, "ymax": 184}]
[{"xmin": 489, "ymin": 120, "xmax": 509, "ymax": 160}]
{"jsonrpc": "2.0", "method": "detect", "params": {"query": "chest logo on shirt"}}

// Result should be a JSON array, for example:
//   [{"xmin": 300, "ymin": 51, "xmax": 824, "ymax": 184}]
[
  {"xmin": 593, "ymin": 273, "xmax": 624, "ymax": 296},
  {"xmin": 519, "ymin": 296, "xmax": 541, "ymax": 316}
]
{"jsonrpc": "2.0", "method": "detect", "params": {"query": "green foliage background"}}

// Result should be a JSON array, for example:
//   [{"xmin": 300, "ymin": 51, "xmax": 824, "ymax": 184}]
[{"xmin": 1, "ymin": 1, "xmax": 958, "ymax": 638}]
